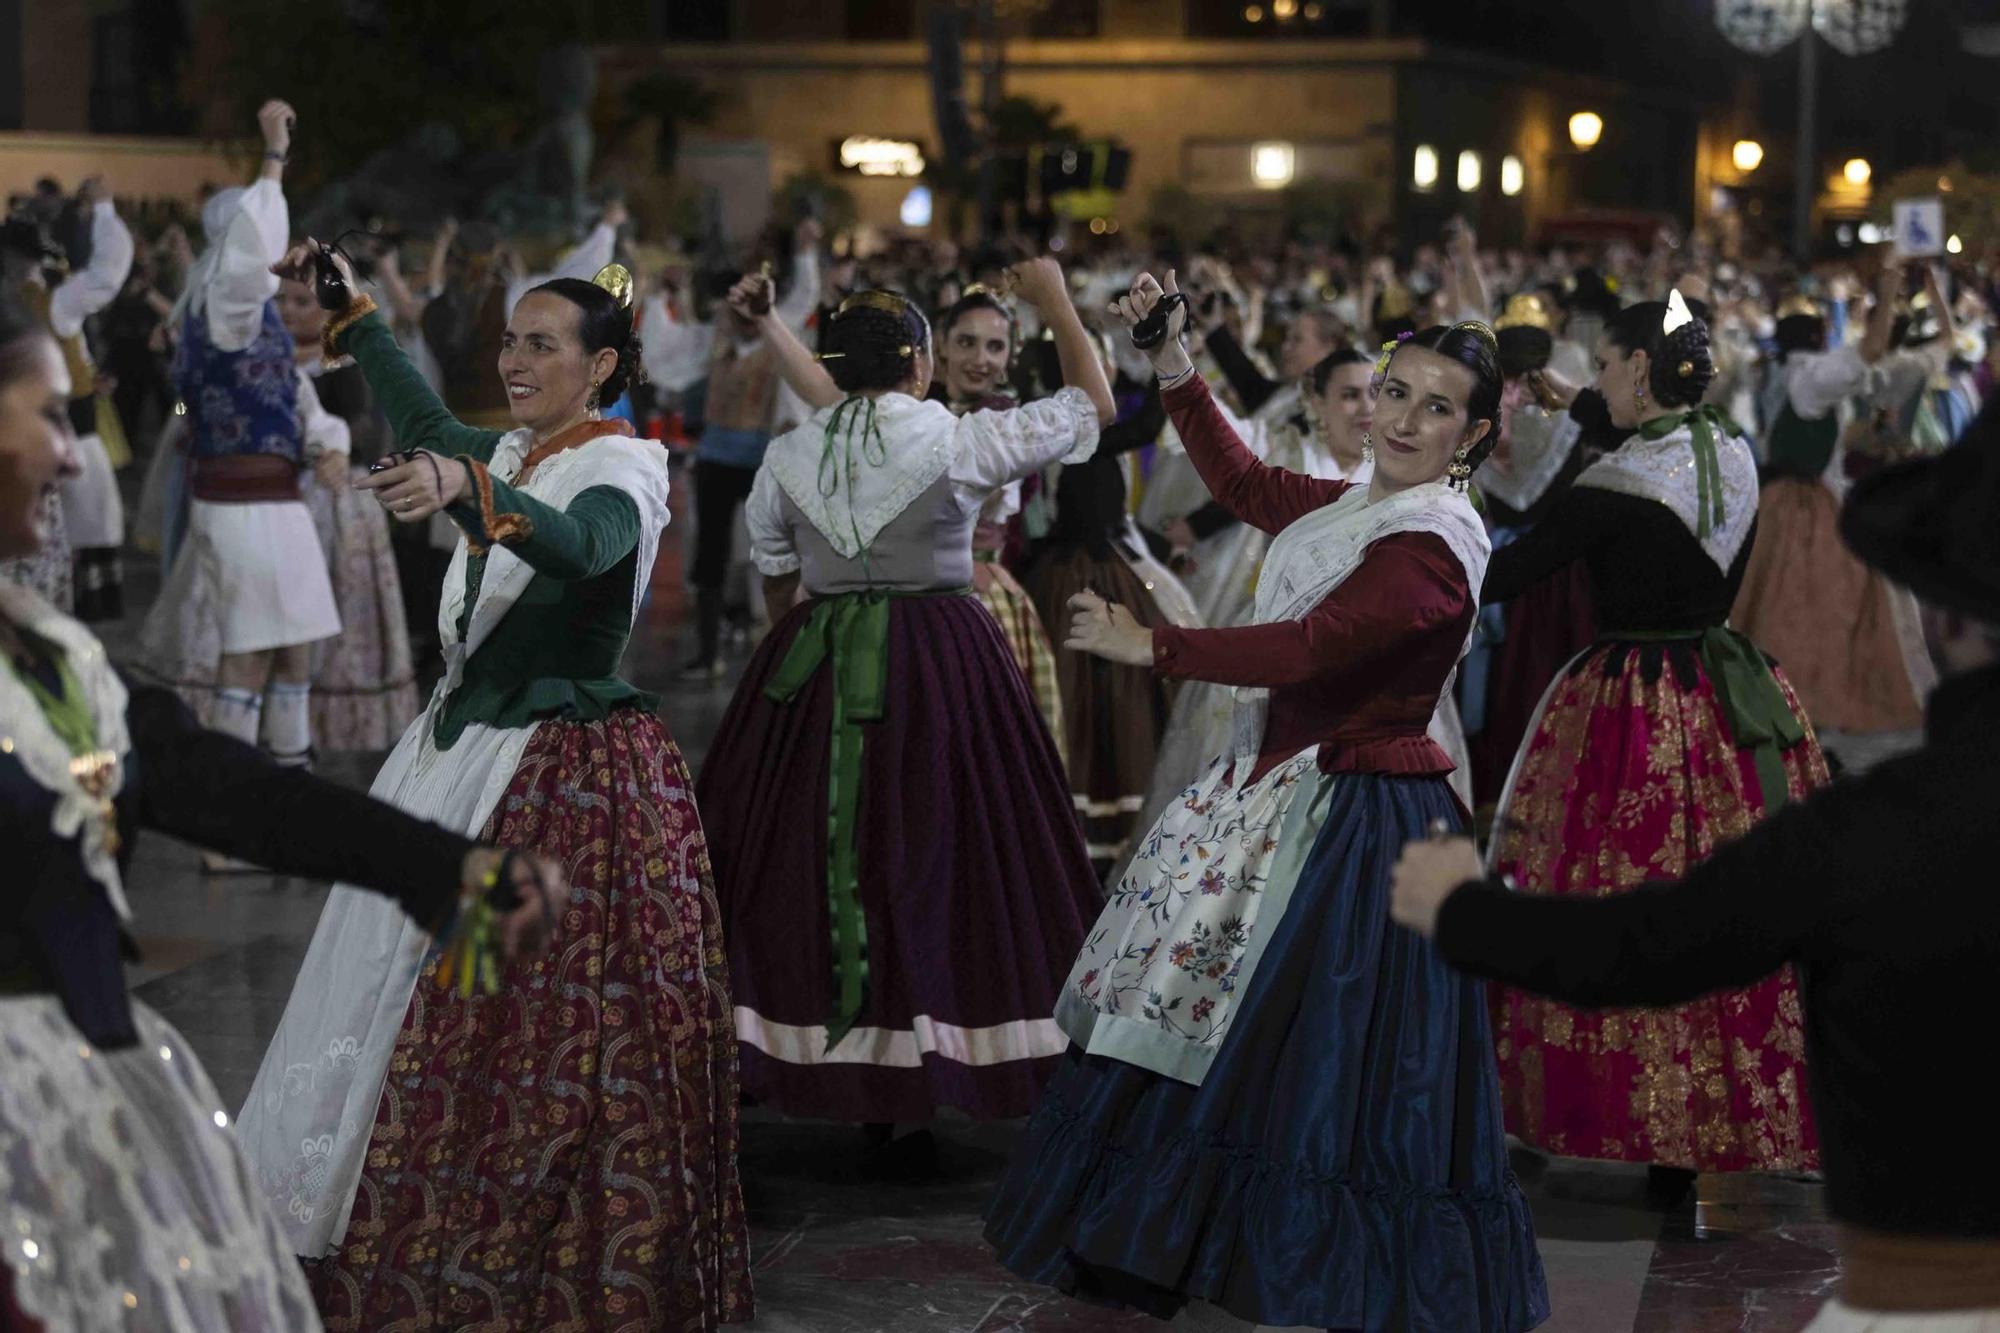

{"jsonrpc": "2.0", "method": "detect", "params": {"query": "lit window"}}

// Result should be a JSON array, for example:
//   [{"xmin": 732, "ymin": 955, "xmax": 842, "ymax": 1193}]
[
  {"xmin": 1252, "ymin": 142, "xmax": 1296, "ymax": 189},
  {"xmin": 1413, "ymin": 145, "xmax": 1439, "ymax": 191},
  {"xmin": 1500, "ymin": 155, "xmax": 1524, "ymax": 197},
  {"xmin": 1457, "ymin": 150, "xmax": 1482, "ymax": 193}
]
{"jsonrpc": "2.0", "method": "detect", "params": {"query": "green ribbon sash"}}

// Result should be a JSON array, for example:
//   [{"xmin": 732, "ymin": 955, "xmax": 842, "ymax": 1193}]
[
  {"xmin": 763, "ymin": 586, "xmax": 970, "ymax": 1052},
  {"xmin": 1638, "ymin": 405, "xmax": 1742, "ymax": 541},
  {"xmin": 1602, "ymin": 626, "xmax": 1806, "ymax": 811}
]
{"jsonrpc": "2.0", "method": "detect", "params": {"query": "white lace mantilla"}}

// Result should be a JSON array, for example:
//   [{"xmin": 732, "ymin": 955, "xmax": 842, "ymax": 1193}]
[
  {"xmin": 1230, "ymin": 481, "xmax": 1491, "ymax": 765},
  {"xmin": 761, "ymin": 387, "xmax": 1099, "ymax": 560},
  {"xmin": 0, "ymin": 581, "xmax": 132, "ymax": 919},
  {"xmin": 1480, "ymin": 407, "xmax": 1580, "ymax": 514},
  {"xmin": 1577, "ymin": 419, "xmax": 1758, "ymax": 574}
]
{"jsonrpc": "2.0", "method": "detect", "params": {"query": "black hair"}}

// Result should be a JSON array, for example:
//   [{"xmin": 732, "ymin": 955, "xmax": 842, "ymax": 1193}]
[
  {"xmin": 0, "ymin": 214, "xmax": 58, "ymax": 265},
  {"xmin": 1602, "ymin": 300, "xmax": 1715, "ymax": 409},
  {"xmin": 525, "ymin": 277, "xmax": 646, "ymax": 402},
  {"xmin": 1306, "ymin": 346, "xmax": 1372, "ymax": 397},
  {"xmin": 0, "ymin": 299, "xmax": 50, "ymax": 388},
  {"xmin": 1292, "ymin": 306, "xmax": 1343, "ymax": 349},
  {"xmin": 939, "ymin": 290, "xmax": 1015, "ymax": 354},
  {"xmin": 823, "ymin": 291, "xmax": 930, "ymax": 393},
  {"xmin": 1774, "ymin": 313, "xmax": 1826, "ymax": 359},
  {"xmin": 1383, "ymin": 323, "xmax": 1504, "ymax": 472},
  {"xmin": 1495, "ymin": 325, "xmax": 1553, "ymax": 380},
  {"xmin": 1564, "ymin": 267, "xmax": 1622, "ymax": 321}
]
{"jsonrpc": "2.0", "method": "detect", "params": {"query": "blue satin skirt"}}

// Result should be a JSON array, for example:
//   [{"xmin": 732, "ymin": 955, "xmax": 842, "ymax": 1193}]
[{"xmin": 984, "ymin": 773, "xmax": 1549, "ymax": 1332}]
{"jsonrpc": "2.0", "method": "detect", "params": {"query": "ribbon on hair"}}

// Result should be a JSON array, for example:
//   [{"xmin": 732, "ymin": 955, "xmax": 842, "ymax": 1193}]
[{"xmin": 1638, "ymin": 404, "xmax": 1741, "ymax": 541}]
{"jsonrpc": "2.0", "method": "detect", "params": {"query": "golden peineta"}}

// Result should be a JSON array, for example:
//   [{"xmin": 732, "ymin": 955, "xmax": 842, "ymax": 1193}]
[{"xmin": 590, "ymin": 263, "xmax": 634, "ymax": 310}]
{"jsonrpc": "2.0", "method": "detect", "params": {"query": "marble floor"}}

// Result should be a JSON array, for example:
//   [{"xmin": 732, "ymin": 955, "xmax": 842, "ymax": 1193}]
[{"xmin": 102, "ymin": 478, "xmax": 1839, "ymax": 1332}]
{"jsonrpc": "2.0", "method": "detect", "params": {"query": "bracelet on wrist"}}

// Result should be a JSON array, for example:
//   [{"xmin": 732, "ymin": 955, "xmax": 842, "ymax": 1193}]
[
  {"xmin": 263, "ymin": 150, "xmax": 287, "ymax": 164},
  {"xmin": 1157, "ymin": 363, "xmax": 1197, "ymax": 391}
]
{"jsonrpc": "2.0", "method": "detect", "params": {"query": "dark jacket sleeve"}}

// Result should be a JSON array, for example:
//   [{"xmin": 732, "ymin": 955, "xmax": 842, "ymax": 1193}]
[
  {"xmin": 125, "ymin": 683, "xmax": 472, "ymax": 928},
  {"xmin": 1435, "ymin": 781, "xmax": 1844, "ymax": 1007},
  {"xmin": 1203, "ymin": 326, "xmax": 1281, "ymax": 416},
  {"xmin": 1479, "ymin": 485, "xmax": 1625, "ymax": 605}
]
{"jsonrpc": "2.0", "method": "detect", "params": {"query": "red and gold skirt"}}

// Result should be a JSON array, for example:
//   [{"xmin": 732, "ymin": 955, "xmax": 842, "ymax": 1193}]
[
  {"xmin": 307, "ymin": 712, "xmax": 754, "ymax": 1331},
  {"xmin": 1489, "ymin": 638, "xmax": 1828, "ymax": 1173}
]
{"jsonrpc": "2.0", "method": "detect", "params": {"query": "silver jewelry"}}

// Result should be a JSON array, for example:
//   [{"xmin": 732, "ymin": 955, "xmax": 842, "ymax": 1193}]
[{"xmin": 1361, "ymin": 432, "xmax": 1376, "ymax": 464}]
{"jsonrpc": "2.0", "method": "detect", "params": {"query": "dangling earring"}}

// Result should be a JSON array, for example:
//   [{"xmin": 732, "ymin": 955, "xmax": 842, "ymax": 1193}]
[
  {"xmin": 1446, "ymin": 447, "xmax": 1472, "ymax": 492},
  {"xmin": 1361, "ymin": 431, "xmax": 1376, "ymax": 464},
  {"xmin": 1633, "ymin": 375, "xmax": 1646, "ymax": 412},
  {"xmin": 587, "ymin": 381, "xmax": 602, "ymax": 417}
]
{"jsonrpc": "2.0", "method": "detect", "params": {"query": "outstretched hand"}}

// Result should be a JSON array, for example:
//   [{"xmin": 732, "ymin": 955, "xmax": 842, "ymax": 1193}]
[
  {"xmin": 1064, "ymin": 589, "xmax": 1154, "ymax": 666},
  {"xmin": 269, "ymin": 237, "xmax": 358, "ymax": 304}
]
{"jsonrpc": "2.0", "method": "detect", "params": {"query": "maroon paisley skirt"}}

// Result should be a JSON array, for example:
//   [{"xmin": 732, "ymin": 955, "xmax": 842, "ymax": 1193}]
[{"xmin": 307, "ymin": 711, "xmax": 754, "ymax": 1332}]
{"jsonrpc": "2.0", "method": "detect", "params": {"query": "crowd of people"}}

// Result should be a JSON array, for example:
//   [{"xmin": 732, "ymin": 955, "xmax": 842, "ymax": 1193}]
[{"xmin": 3, "ymin": 93, "xmax": 1998, "ymax": 1333}]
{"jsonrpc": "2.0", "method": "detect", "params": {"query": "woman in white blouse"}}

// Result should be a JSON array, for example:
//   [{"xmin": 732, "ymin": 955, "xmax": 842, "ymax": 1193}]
[{"xmin": 696, "ymin": 258, "xmax": 1117, "ymax": 1152}]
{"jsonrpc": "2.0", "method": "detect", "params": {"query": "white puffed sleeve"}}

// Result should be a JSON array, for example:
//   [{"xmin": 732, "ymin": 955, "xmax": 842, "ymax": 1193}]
[
  {"xmin": 1785, "ymin": 343, "xmax": 1871, "ymax": 420},
  {"xmin": 746, "ymin": 464, "xmax": 800, "ymax": 576},
  {"xmin": 205, "ymin": 180, "xmax": 288, "ymax": 353},
  {"xmin": 47, "ymin": 201, "xmax": 134, "ymax": 338},
  {"xmin": 638, "ymin": 294, "xmax": 714, "ymax": 394},
  {"xmin": 946, "ymin": 385, "xmax": 1099, "ymax": 510}
]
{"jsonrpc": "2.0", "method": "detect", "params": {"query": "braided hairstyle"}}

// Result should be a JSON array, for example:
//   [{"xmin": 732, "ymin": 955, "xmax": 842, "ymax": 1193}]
[
  {"xmin": 823, "ymin": 290, "xmax": 931, "ymax": 394},
  {"xmin": 526, "ymin": 277, "xmax": 647, "ymax": 402},
  {"xmin": 1603, "ymin": 299, "xmax": 1715, "ymax": 409},
  {"xmin": 1383, "ymin": 322, "xmax": 1505, "ymax": 472}
]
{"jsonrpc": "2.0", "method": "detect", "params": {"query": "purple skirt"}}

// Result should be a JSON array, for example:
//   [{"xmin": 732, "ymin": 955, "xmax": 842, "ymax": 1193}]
[{"xmin": 696, "ymin": 592, "xmax": 1101, "ymax": 1122}]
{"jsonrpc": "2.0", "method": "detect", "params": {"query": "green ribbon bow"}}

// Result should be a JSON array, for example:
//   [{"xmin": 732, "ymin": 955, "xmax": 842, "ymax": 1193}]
[
  {"xmin": 1609, "ymin": 626, "xmax": 1807, "ymax": 811},
  {"xmin": 765, "ymin": 589, "xmax": 893, "ymax": 1053},
  {"xmin": 1638, "ymin": 405, "xmax": 1742, "ymax": 542}
]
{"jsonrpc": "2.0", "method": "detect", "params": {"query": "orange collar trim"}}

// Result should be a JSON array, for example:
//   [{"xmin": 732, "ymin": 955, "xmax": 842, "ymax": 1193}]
[{"xmin": 518, "ymin": 416, "xmax": 634, "ymax": 475}]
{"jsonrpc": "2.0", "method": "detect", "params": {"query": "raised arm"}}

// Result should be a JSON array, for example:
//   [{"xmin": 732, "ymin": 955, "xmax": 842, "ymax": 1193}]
[
  {"xmin": 637, "ymin": 290, "xmax": 715, "ymax": 394},
  {"xmin": 1010, "ymin": 256, "xmax": 1116, "ymax": 427},
  {"xmin": 1479, "ymin": 482, "xmax": 1628, "ymax": 605},
  {"xmin": 1113, "ymin": 270, "xmax": 1344, "ymax": 534},
  {"xmin": 46, "ymin": 185, "xmax": 134, "ymax": 338},
  {"xmin": 446, "ymin": 466, "xmax": 642, "ymax": 582},
  {"xmin": 333, "ymin": 309, "xmax": 505, "ymax": 462},
  {"xmin": 506, "ymin": 206, "xmax": 621, "ymax": 314},
  {"xmin": 728, "ymin": 271, "xmax": 839, "ymax": 409},
  {"xmin": 774, "ymin": 220, "xmax": 823, "ymax": 334},
  {"xmin": 202, "ymin": 101, "xmax": 295, "ymax": 353}
]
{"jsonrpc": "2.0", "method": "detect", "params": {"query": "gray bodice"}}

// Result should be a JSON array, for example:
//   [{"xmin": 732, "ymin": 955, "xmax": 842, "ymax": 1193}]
[{"xmin": 780, "ymin": 475, "xmax": 975, "ymax": 594}]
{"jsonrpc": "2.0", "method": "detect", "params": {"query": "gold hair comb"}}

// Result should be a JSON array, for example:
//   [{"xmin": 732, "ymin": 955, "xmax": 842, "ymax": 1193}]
[
  {"xmin": 591, "ymin": 262, "xmax": 634, "ymax": 310},
  {"xmin": 837, "ymin": 289, "xmax": 913, "ymax": 319}
]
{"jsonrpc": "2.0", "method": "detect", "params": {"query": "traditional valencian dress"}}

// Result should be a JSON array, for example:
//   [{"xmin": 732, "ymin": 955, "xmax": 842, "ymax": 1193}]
[
  {"xmin": 1019, "ymin": 381, "xmax": 1203, "ymax": 872},
  {"xmin": 1485, "ymin": 406, "xmax": 1827, "ymax": 1174},
  {"xmin": 986, "ymin": 374, "xmax": 1547, "ymax": 1332},
  {"xmin": 0, "ymin": 579, "xmax": 479, "ymax": 1333},
  {"xmin": 698, "ymin": 386, "xmax": 1104, "ymax": 1122},
  {"xmin": 132, "ymin": 182, "xmax": 342, "ymax": 727},
  {"xmin": 1730, "ymin": 342, "xmax": 1933, "ymax": 758},
  {"xmin": 234, "ymin": 309, "xmax": 751, "ymax": 1330}
]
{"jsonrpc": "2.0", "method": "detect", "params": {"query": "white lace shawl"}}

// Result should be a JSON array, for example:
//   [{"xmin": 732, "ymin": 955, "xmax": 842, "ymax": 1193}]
[
  {"xmin": 1576, "ymin": 420, "xmax": 1759, "ymax": 574},
  {"xmin": 1479, "ymin": 407, "xmax": 1580, "ymax": 514},
  {"xmin": 1229, "ymin": 482, "xmax": 1491, "ymax": 765},
  {"xmin": 753, "ymin": 385, "xmax": 1099, "ymax": 571},
  {"xmin": 0, "ymin": 580, "xmax": 133, "ymax": 919},
  {"xmin": 435, "ymin": 429, "xmax": 673, "ymax": 695}
]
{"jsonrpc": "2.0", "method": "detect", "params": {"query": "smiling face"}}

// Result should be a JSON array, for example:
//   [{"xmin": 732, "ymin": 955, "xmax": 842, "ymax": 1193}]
[
  {"xmin": 497, "ymin": 290, "xmax": 617, "ymax": 432},
  {"xmin": 0, "ymin": 334, "xmax": 79, "ymax": 560},
  {"xmin": 276, "ymin": 276, "xmax": 326, "ymax": 353},
  {"xmin": 1593, "ymin": 331, "xmax": 1650, "ymax": 430},
  {"xmin": 1314, "ymin": 361, "xmax": 1376, "ymax": 469},
  {"xmin": 939, "ymin": 306, "xmax": 1011, "ymax": 403},
  {"xmin": 1371, "ymin": 343, "xmax": 1490, "ymax": 497}
]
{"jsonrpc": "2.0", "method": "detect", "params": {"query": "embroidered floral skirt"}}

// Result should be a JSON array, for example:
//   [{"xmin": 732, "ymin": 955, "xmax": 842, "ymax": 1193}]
[
  {"xmin": 1489, "ymin": 639, "xmax": 1828, "ymax": 1173},
  {"xmin": 0, "ymin": 996, "xmax": 324, "ymax": 1332},
  {"xmin": 1020, "ymin": 544, "xmax": 1182, "ymax": 873},
  {"xmin": 1730, "ymin": 477, "xmax": 1929, "ymax": 737},
  {"xmin": 303, "ymin": 470, "xmax": 421, "ymax": 752},
  {"xmin": 986, "ymin": 772, "xmax": 1547, "ymax": 1331},
  {"xmin": 697, "ymin": 593, "xmax": 1099, "ymax": 1123},
  {"xmin": 972, "ymin": 556, "xmax": 1067, "ymax": 774},
  {"xmin": 305, "ymin": 713, "xmax": 753, "ymax": 1332}
]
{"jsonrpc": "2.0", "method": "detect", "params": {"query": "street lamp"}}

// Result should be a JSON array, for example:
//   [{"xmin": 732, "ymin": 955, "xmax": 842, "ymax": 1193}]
[
  {"xmin": 1843, "ymin": 156, "xmax": 1872, "ymax": 186},
  {"xmin": 1733, "ymin": 139, "xmax": 1765, "ymax": 172},
  {"xmin": 1568, "ymin": 111, "xmax": 1603, "ymax": 151},
  {"xmin": 1715, "ymin": 1, "xmax": 1907, "ymax": 260},
  {"xmin": 1413, "ymin": 145, "xmax": 1439, "ymax": 191}
]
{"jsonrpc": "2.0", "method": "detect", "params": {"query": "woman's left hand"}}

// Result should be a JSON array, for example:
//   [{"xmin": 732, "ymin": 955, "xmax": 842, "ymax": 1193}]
[
  {"xmin": 1388, "ymin": 835, "xmax": 1485, "ymax": 937},
  {"xmin": 1064, "ymin": 589, "xmax": 1153, "ymax": 666},
  {"xmin": 356, "ymin": 450, "xmax": 464, "ymax": 523}
]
